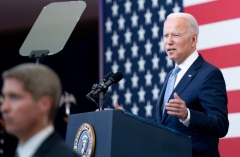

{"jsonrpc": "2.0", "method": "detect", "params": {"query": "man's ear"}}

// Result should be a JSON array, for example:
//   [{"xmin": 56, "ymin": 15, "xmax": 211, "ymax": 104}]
[
  {"xmin": 191, "ymin": 33, "xmax": 198, "ymax": 47},
  {"xmin": 38, "ymin": 96, "xmax": 52, "ymax": 115}
]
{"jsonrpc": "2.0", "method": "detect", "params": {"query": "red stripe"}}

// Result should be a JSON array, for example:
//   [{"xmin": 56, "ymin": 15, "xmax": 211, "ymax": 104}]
[
  {"xmin": 199, "ymin": 44, "xmax": 240, "ymax": 69},
  {"xmin": 184, "ymin": 0, "xmax": 240, "ymax": 25},
  {"xmin": 219, "ymin": 138, "xmax": 240, "ymax": 157},
  {"xmin": 227, "ymin": 90, "xmax": 240, "ymax": 113}
]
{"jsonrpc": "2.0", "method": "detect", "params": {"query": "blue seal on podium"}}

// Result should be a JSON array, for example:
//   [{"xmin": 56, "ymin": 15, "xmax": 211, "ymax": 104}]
[{"xmin": 74, "ymin": 123, "xmax": 95, "ymax": 157}]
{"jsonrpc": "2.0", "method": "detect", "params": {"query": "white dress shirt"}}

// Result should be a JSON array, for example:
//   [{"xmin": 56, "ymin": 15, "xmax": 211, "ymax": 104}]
[
  {"xmin": 174, "ymin": 51, "xmax": 199, "ymax": 126},
  {"xmin": 16, "ymin": 125, "xmax": 54, "ymax": 157}
]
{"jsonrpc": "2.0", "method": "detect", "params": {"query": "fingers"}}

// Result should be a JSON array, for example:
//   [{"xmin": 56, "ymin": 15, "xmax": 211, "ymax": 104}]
[
  {"xmin": 114, "ymin": 100, "xmax": 124, "ymax": 110},
  {"xmin": 166, "ymin": 104, "xmax": 187, "ymax": 120},
  {"xmin": 166, "ymin": 93, "xmax": 188, "ymax": 120},
  {"xmin": 166, "ymin": 103, "xmax": 180, "ymax": 110},
  {"xmin": 167, "ymin": 110, "xmax": 182, "ymax": 117},
  {"xmin": 113, "ymin": 100, "xmax": 119, "ymax": 109},
  {"xmin": 96, "ymin": 108, "xmax": 113, "ymax": 111},
  {"xmin": 166, "ymin": 102, "xmax": 182, "ymax": 115},
  {"xmin": 174, "ymin": 92, "xmax": 180, "ymax": 99},
  {"xmin": 169, "ymin": 93, "xmax": 183, "ymax": 104}
]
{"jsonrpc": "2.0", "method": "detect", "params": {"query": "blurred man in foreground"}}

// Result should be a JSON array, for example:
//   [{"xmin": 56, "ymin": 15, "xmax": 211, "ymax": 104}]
[{"xmin": 0, "ymin": 63, "xmax": 79, "ymax": 157}]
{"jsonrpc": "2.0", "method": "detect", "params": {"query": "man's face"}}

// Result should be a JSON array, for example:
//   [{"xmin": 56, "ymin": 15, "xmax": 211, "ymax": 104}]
[
  {"xmin": 0, "ymin": 78, "xmax": 41, "ymax": 137},
  {"xmin": 163, "ymin": 18, "xmax": 196, "ymax": 65}
]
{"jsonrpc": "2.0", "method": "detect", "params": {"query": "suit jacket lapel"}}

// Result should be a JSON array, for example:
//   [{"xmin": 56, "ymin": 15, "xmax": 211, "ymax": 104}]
[
  {"xmin": 32, "ymin": 132, "xmax": 60, "ymax": 157},
  {"xmin": 174, "ymin": 68, "xmax": 197, "ymax": 96},
  {"xmin": 160, "ymin": 55, "xmax": 204, "ymax": 124}
]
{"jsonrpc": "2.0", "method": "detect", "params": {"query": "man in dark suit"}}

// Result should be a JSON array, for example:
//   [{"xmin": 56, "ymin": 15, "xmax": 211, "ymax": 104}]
[
  {"xmin": 114, "ymin": 12, "xmax": 229, "ymax": 157},
  {"xmin": 155, "ymin": 13, "xmax": 229, "ymax": 157},
  {"xmin": 0, "ymin": 63, "xmax": 79, "ymax": 157}
]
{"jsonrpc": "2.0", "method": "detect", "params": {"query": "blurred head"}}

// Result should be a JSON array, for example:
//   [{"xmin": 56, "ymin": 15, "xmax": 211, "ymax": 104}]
[
  {"xmin": 163, "ymin": 12, "xmax": 199, "ymax": 64},
  {"xmin": 0, "ymin": 63, "xmax": 61, "ymax": 140}
]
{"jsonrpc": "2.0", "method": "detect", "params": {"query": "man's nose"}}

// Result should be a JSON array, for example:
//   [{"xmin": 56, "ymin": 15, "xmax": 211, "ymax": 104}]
[{"xmin": 166, "ymin": 36, "xmax": 174, "ymax": 45}]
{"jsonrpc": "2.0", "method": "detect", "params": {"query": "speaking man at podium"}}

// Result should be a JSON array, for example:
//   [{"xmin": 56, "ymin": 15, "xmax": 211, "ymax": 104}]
[
  {"xmin": 0, "ymin": 63, "xmax": 79, "ymax": 157},
  {"xmin": 115, "ymin": 12, "xmax": 229, "ymax": 157}
]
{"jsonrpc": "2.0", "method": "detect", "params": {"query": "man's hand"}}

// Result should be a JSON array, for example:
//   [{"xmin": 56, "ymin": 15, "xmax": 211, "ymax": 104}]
[
  {"xmin": 165, "ymin": 93, "xmax": 188, "ymax": 120},
  {"xmin": 113, "ymin": 100, "xmax": 124, "ymax": 110}
]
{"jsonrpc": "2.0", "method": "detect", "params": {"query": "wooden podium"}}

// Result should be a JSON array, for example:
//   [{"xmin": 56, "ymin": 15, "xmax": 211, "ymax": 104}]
[{"xmin": 66, "ymin": 110, "xmax": 192, "ymax": 157}]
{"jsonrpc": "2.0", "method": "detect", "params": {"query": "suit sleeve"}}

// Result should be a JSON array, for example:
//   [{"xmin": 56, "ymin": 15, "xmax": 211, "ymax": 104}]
[{"xmin": 188, "ymin": 69, "xmax": 229, "ymax": 137}]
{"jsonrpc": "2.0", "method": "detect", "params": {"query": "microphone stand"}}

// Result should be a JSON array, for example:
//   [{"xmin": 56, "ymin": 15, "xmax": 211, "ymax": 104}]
[
  {"xmin": 95, "ymin": 83, "xmax": 108, "ymax": 111},
  {"xmin": 100, "ymin": 92, "xmax": 109, "ymax": 111},
  {"xmin": 89, "ymin": 96, "xmax": 100, "ymax": 110},
  {"xmin": 87, "ymin": 83, "xmax": 109, "ymax": 111},
  {"xmin": 87, "ymin": 84, "xmax": 100, "ymax": 110}
]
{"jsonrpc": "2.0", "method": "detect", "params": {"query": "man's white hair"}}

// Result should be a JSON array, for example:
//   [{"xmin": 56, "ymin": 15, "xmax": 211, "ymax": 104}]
[{"xmin": 166, "ymin": 12, "xmax": 199, "ymax": 36}]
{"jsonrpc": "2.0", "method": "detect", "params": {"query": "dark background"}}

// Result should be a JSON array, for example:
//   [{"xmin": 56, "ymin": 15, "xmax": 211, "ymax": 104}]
[{"xmin": 0, "ymin": 1, "xmax": 99, "ymax": 156}]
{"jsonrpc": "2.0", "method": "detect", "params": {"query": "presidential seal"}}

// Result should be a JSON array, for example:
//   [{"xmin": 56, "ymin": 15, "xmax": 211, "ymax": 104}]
[{"xmin": 74, "ymin": 123, "xmax": 96, "ymax": 157}]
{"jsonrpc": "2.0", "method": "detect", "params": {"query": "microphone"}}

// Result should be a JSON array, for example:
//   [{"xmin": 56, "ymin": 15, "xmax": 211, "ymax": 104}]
[
  {"xmin": 92, "ymin": 72, "xmax": 123, "ymax": 95},
  {"xmin": 86, "ymin": 71, "xmax": 114, "ymax": 99},
  {"xmin": 102, "ymin": 71, "xmax": 114, "ymax": 83}
]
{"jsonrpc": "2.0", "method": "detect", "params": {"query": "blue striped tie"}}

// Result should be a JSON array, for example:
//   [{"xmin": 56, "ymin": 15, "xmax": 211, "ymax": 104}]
[{"xmin": 162, "ymin": 66, "xmax": 181, "ymax": 115}]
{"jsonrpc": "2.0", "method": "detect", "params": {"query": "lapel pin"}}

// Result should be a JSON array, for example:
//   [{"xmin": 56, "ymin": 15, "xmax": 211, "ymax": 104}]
[{"xmin": 188, "ymin": 75, "xmax": 192, "ymax": 77}]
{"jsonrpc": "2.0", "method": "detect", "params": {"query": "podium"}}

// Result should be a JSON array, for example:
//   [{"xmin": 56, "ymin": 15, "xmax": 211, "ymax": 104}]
[{"xmin": 66, "ymin": 110, "xmax": 192, "ymax": 157}]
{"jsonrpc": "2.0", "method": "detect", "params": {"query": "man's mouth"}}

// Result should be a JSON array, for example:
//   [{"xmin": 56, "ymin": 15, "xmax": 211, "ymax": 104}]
[
  {"xmin": 2, "ymin": 116, "xmax": 12, "ymax": 124},
  {"xmin": 167, "ymin": 48, "xmax": 176, "ymax": 52}
]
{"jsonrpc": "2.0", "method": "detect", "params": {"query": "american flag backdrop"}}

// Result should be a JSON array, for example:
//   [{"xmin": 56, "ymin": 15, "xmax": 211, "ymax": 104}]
[{"xmin": 100, "ymin": 0, "xmax": 240, "ymax": 156}]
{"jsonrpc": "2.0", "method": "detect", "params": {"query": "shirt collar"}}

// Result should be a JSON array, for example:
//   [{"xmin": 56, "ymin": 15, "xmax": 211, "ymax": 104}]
[
  {"xmin": 176, "ymin": 50, "xmax": 199, "ymax": 72},
  {"xmin": 17, "ymin": 125, "xmax": 54, "ymax": 157}
]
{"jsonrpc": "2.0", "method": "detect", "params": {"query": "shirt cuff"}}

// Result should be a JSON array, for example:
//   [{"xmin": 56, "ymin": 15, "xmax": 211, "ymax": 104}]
[{"xmin": 179, "ymin": 108, "xmax": 190, "ymax": 127}]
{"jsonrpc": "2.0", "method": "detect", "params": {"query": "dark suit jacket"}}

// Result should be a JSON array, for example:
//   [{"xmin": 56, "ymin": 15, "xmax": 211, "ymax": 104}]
[
  {"xmin": 156, "ymin": 55, "xmax": 229, "ymax": 157},
  {"xmin": 0, "ymin": 115, "xmax": 18, "ymax": 157},
  {"xmin": 32, "ymin": 131, "xmax": 79, "ymax": 157}
]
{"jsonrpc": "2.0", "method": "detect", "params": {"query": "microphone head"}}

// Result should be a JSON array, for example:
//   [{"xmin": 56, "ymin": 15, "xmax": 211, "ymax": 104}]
[
  {"xmin": 102, "ymin": 71, "xmax": 114, "ymax": 83},
  {"xmin": 109, "ymin": 72, "xmax": 123, "ymax": 84}
]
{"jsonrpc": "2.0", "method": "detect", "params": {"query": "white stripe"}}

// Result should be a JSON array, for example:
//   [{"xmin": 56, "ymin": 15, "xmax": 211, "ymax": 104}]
[
  {"xmin": 183, "ymin": 0, "xmax": 216, "ymax": 7},
  {"xmin": 198, "ymin": 18, "xmax": 240, "ymax": 50},
  {"xmin": 224, "ymin": 113, "xmax": 240, "ymax": 138},
  {"xmin": 220, "ymin": 66, "xmax": 240, "ymax": 91}
]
